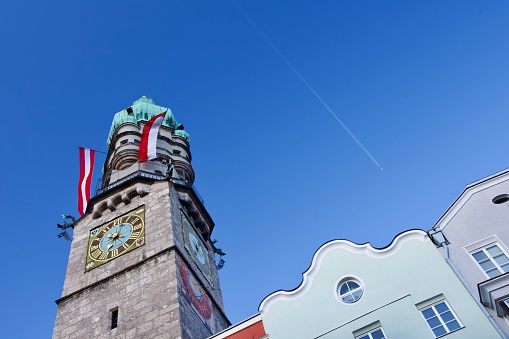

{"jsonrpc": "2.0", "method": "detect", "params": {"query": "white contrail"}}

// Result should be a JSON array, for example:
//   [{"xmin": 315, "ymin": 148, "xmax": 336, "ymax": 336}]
[{"xmin": 231, "ymin": 1, "xmax": 383, "ymax": 170}]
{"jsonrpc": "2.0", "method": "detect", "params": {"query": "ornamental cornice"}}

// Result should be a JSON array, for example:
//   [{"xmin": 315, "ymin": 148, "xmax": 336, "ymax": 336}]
[{"xmin": 258, "ymin": 229, "xmax": 429, "ymax": 316}]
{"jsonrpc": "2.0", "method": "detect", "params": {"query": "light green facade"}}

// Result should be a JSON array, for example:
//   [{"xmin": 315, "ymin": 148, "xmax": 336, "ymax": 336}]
[{"xmin": 259, "ymin": 230, "xmax": 501, "ymax": 339}]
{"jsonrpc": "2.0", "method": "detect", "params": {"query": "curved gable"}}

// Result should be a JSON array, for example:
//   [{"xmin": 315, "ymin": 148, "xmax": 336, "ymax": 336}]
[{"xmin": 259, "ymin": 229, "xmax": 429, "ymax": 315}]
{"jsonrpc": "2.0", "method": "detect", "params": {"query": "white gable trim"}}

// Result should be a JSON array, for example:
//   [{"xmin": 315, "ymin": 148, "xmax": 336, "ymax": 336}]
[
  {"xmin": 258, "ymin": 230, "xmax": 428, "ymax": 316},
  {"xmin": 433, "ymin": 170, "xmax": 509, "ymax": 231}
]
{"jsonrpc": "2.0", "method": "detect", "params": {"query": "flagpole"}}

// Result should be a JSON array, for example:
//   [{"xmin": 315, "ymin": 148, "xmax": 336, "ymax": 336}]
[{"xmin": 76, "ymin": 146, "xmax": 108, "ymax": 155}]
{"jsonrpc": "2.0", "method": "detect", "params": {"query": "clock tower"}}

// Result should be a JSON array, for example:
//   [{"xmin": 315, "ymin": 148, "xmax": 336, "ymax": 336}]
[{"xmin": 53, "ymin": 97, "xmax": 230, "ymax": 338}]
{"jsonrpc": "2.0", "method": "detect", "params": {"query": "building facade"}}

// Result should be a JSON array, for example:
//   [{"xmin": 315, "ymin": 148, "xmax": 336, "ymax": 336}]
[
  {"xmin": 255, "ymin": 230, "xmax": 501, "ymax": 338},
  {"xmin": 430, "ymin": 169, "xmax": 509, "ymax": 337},
  {"xmin": 53, "ymin": 97, "xmax": 229, "ymax": 338}
]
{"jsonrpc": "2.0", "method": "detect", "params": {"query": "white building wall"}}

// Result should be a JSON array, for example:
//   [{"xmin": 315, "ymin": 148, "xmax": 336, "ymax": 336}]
[{"xmin": 433, "ymin": 170, "xmax": 509, "ymax": 336}]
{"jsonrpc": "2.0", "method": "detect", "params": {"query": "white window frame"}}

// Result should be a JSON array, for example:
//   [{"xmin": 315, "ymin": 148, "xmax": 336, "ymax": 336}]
[
  {"xmin": 420, "ymin": 300, "xmax": 462, "ymax": 338},
  {"xmin": 335, "ymin": 275, "xmax": 365, "ymax": 305},
  {"xmin": 465, "ymin": 236, "xmax": 509, "ymax": 279},
  {"xmin": 355, "ymin": 326, "xmax": 387, "ymax": 339}
]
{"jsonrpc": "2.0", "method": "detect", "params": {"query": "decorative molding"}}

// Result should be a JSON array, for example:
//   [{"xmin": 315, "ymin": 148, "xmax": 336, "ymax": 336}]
[
  {"xmin": 178, "ymin": 192, "xmax": 211, "ymax": 239},
  {"xmin": 258, "ymin": 230, "xmax": 429, "ymax": 315},
  {"xmin": 91, "ymin": 185, "xmax": 150, "ymax": 219}
]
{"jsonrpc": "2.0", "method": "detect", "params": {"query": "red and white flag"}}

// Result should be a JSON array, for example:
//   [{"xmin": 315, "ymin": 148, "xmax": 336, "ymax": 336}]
[
  {"xmin": 78, "ymin": 147, "xmax": 96, "ymax": 216},
  {"xmin": 139, "ymin": 112, "xmax": 166, "ymax": 162}
]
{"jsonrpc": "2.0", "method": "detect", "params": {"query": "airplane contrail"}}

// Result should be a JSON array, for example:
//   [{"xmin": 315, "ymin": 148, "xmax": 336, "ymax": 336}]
[{"xmin": 231, "ymin": 0, "xmax": 383, "ymax": 170}]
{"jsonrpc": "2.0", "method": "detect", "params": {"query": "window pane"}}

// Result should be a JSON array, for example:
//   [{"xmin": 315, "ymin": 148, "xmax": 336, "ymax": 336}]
[
  {"xmin": 440, "ymin": 311, "xmax": 454, "ymax": 323},
  {"xmin": 422, "ymin": 308, "xmax": 435, "ymax": 319},
  {"xmin": 493, "ymin": 253, "xmax": 509, "ymax": 266},
  {"xmin": 342, "ymin": 294, "xmax": 354, "ymax": 303},
  {"xmin": 427, "ymin": 316, "xmax": 442, "ymax": 328},
  {"xmin": 501, "ymin": 263, "xmax": 509, "ymax": 272},
  {"xmin": 472, "ymin": 250, "xmax": 488, "ymax": 262},
  {"xmin": 446, "ymin": 320, "xmax": 461, "ymax": 332},
  {"xmin": 486, "ymin": 245, "xmax": 503, "ymax": 256},
  {"xmin": 434, "ymin": 302, "xmax": 448, "ymax": 314},
  {"xmin": 347, "ymin": 281, "xmax": 360, "ymax": 290},
  {"xmin": 487, "ymin": 268, "xmax": 501, "ymax": 278},
  {"xmin": 371, "ymin": 329, "xmax": 385, "ymax": 339},
  {"xmin": 340, "ymin": 284, "xmax": 350, "ymax": 295},
  {"xmin": 480, "ymin": 260, "xmax": 497, "ymax": 272},
  {"xmin": 352, "ymin": 290, "xmax": 363, "ymax": 301},
  {"xmin": 432, "ymin": 326, "xmax": 447, "ymax": 337}
]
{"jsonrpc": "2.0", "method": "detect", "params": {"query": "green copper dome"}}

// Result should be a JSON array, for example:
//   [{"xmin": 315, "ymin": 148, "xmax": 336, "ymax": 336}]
[{"xmin": 106, "ymin": 97, "xmax": 190, "ymax": 147}]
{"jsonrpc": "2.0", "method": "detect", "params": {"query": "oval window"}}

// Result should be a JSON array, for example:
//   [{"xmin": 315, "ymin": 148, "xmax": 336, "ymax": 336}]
[
  {"xmin": 492, "ymin": 194, "xmax": 509, "ymax": 205},
  {"xmin": 338, "ymin": 279, "xmax": 364, "ymax": 304}
]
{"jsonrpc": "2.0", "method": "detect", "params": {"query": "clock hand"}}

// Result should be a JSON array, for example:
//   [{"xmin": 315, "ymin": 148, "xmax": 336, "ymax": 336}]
[{"xmin": 107, "ymin": 243, "xmax": 113, "ymax": 250}]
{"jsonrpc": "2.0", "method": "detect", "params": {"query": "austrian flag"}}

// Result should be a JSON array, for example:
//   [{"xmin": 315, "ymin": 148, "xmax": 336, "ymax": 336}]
[
  {"xmin": 139, "ymin": 112, "xmax": 166, "ymax": 162},
  {"xmin": 78, "ymin": 147, "xmax": 96, "ymax": 216}
]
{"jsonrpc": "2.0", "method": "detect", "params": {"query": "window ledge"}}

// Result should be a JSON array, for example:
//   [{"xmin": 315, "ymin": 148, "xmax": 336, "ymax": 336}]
[
  {"xmin": 478, "ymin": 272, "xmax": 509, "ymax": 313},
  {"xmin": 436, "ymin": 327, "xmax": 464, "ymax": 338}
]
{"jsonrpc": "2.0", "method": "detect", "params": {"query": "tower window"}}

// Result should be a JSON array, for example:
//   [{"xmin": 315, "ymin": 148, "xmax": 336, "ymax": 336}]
[
  {"xmin": 111, "ymin": 308, "xmax": 118, "ymax": 329},
  {"xmin": 120, "ymin": 139, "xmax": 128, "ymax": 145},
  {"xmin": 134, "ymin": 139, "xmax": 140, "ymax": 145}
]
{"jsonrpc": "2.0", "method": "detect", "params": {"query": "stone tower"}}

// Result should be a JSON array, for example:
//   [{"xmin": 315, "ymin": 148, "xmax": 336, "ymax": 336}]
[{"xmin": 53, "ymin": 97, "xmax": 230, "ymax": 338}]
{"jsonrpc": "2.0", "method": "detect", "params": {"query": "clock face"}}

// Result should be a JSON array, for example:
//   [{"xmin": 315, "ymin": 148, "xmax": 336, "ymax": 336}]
[
  {"xmin": 181, "ymin": 210, "xmax": 212, "ymax": 284},
  {"xmin": 85, "ymin": 205, "xmax": 146, "ymax": 271},
  {"xmin": 189, "ymin": 232, "xmax": 209, "ymax": 266}
]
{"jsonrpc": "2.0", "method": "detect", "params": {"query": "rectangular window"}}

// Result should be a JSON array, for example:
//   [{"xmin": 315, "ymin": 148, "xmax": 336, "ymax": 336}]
[
  {"xmin": 111, "ymin": 309, "xmax": 118, "ymax": 329},
  {"xmin": 420, "ymin": 301, "xmax": 461, "ymax": 338},
  {"xmin": 120, "ymin": 139, "xmax": 128, "ymax": 145},
  {"xmin": 356, "ymin": 327, "xmax": 387, "ymax": 339},
  {"xmin": 471, "ymin": 243, "xmax": 509, "ymax": 278}
]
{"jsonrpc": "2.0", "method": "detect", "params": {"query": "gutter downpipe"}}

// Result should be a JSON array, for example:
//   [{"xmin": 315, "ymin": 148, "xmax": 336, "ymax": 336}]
[{"xmin": 441, "ymin": 242, "xmax": 508, "ymax": 339}]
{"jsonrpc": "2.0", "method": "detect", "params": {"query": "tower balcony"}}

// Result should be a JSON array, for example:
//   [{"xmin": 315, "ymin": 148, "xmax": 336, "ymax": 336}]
[{"xmin": 94, "ymin": 168, "xmax": 204, "ymax": 205}]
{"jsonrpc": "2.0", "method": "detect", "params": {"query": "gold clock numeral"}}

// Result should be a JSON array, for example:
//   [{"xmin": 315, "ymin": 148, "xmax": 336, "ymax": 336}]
[
  {"xmin": 91, "ymin": 249, "xmax": 102, "ymax": 259},
  {"xmin": 86, "ymin": 206, "xmax": 145, "ymax": 271},
  {"xmin": 130, "ymin": 231, "xmax": 141, "ymax": 240}
]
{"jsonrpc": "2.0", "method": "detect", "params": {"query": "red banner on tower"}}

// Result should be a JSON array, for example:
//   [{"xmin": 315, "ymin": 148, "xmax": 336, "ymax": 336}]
[
  {"xmin": 139, "ymin": 112, "xmax": 166, "ymax": 162},
  {"xmin": 78, "ymin": 147, "xmax": 96, "ymax": 216}
]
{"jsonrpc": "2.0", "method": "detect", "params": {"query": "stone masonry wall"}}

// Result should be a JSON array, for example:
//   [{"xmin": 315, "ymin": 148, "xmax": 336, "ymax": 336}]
[
  {"xmin": 60, "ymin": 180, "xmax": 174, "ymax": 298},
  {"xmin": 53, "ymin": 179, "xmax": 229, "ymax": 338},
  {"xmin": 53, "ymin": 251, "xmax": 181, "ymax": 339}
]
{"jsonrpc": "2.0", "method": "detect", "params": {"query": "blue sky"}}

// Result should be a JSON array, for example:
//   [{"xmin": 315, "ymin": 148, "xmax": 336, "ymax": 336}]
[{"xmin": 1, "ymin": 1, "xmax": 509, "ymax": 337}]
